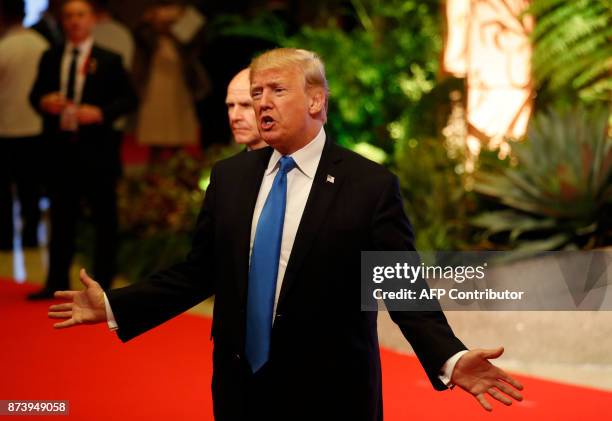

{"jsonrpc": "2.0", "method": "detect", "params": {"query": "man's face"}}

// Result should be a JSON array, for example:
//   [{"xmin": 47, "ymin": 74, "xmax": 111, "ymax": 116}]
[
  {"xmin": 226, "ymin": 71, "xmax": 263, "ymax": 148},
  {"xmin": 62, "ymin": 1, "xmax": 96, "ymax": 43},
  {"xmin": 250, "ymin": 65, "xmax": 312, "ymax": 154}
]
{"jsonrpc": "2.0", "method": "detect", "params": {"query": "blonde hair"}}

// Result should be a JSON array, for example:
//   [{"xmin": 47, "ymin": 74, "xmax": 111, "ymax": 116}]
[{"xmin": 250, "ymin": 48, "xmax": 329, "ymax": 120}]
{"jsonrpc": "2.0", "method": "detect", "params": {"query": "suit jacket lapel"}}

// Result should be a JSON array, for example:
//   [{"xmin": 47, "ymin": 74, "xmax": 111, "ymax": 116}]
[
  {"xmin": 234, "ymin": 147, "xmax": 274, "ymax": 303},
  {"xmin": 51, "ymin": 48, "xmax": 63, "ymax": 91},
  {"xmin": 277, "ymin": 140, "xmax": 344, "ymax": 308}
]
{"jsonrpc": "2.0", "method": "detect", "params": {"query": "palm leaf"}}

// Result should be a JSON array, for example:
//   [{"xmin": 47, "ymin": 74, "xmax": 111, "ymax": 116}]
[
  {"xmin": 470, "ymin": 210, "xmax": 557, "ymax": 241},
  {"xmin": 528, "ymin": 0, "xmax": 612, "ymax": 102},
  {"xmin": 527, "ymin": 0, "xmax": 584, "ymax": 19},
  {"xmin": 496, "ymin": 234, "xmax": 572, "ymax": 262}
]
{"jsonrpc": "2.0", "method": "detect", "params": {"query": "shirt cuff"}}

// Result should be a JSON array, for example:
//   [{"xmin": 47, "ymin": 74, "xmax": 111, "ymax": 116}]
[
  {"xmin": 439, "ymin": 350, "xmax": 468, "ymax": 387},
  {"xmin": 103, "ymin": 292, "xmax": 119, "ymax": 331}
]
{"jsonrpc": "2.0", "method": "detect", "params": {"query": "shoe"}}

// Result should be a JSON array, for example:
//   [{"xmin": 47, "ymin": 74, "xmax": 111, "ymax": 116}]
[{"xmin": 27, "ymin": 288, "xmax": 57, "ymax": 300}]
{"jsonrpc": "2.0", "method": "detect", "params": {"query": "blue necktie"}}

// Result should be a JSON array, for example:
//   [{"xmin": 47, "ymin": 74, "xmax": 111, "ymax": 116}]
[{"xmin": 246, "ymin": 156, "xmax": 296, "ymax": 373}]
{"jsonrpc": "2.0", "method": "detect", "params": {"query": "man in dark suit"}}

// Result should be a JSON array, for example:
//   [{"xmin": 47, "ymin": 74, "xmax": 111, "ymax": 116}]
[
  {"xmin": 48, "ymin": 48, "xmax": 523, "ymax": 419},
  {"xmin": 28, "ymin": 0, "xmax": 137, "ymax": 299}
]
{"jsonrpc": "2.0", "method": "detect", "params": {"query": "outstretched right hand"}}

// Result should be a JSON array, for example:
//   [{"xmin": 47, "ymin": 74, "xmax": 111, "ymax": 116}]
[{"xmin": 48, "ymin": 268, "xmax": 107, "ymax": 329}]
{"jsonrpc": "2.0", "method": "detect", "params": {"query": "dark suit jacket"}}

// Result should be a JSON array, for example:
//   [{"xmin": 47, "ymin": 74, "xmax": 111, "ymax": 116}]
[
  {"xmin": 107, "ymin": 141, "xmax": 466, "ymax": 420},
  {"xmin": 29, "ymin": 44, "xmax": 137, "ymax": 177}
]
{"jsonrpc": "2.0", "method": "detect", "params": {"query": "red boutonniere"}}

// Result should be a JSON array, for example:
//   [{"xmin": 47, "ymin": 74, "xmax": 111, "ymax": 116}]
[{"xmin": 82, "ymin": 55, "xmax": 97, "ymax": 75}]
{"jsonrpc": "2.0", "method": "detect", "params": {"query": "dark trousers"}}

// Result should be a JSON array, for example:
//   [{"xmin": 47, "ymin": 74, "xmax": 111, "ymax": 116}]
[
  {"xmin": 0, "ymin": 136, "xmax": 43, "ymax": 248},
  {"xmin": 212, "ymin": 358, "xmax": 278, "ymax": 421},
  {"xmin": 45, "ymin": 132, "xmax": 120, "ymax": 291},
  {"xmin": 211, "ymin": 356, "xmax": 372, "ymax": 421}
]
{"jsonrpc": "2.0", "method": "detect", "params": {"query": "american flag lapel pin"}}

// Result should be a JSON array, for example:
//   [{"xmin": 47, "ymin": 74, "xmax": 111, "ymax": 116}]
[{"xmin": 326, "ymin": 174, "xmax": 335, "ymax": 184}]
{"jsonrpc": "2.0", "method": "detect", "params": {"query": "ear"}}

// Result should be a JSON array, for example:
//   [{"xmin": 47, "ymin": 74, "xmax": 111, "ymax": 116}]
[{"xmin": 307, "ymin": 87, "xmax": 325, "ymax": 116}]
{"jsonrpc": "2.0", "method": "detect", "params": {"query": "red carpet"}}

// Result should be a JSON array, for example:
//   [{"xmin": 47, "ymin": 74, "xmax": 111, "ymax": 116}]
[{"xmin": 1, "ymin": 278, "xmax": 611, "ymax": 420}]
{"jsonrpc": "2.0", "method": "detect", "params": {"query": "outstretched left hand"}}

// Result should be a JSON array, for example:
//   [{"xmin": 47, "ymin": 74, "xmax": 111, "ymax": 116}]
[{"xmin": 451, "ymin": 347, "xmax": 524, "ymax": 411}]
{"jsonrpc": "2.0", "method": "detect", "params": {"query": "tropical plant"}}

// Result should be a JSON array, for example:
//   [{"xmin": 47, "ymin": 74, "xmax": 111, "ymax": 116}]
[
  {"xmin": 472, "ymin": 106, "xmax": 612, "ymax": 255},
  {"xmin": 76, "ymin": 145, "xmax": 241, "ymax": 282},
  {"xmin": 208, "ymin": 12, "xmax": 288, "ymax": 44},
  {"xmin": 527, "ymin": 0, "xmax": 612, "ymax": 103},
  {"xmin": 393, "ymin": 136, "xmax": 475, "ymax": 251}
]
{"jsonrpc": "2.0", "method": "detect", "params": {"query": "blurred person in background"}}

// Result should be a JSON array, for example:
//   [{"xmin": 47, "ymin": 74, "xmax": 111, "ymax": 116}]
[
  {"xmin": 31, "ymin": 0, "xmax": 64, "ymax": 48},
  {"xmin": 226, "ymin": 68, "xmax": 266, "ymax": 151},
  {"xmin": 92, "ymin": 0, "xmax": 134, "ymax": 69},
  {"xmin": 0, "ymin": 0, "xmax": 49, "ymax": 250},
  {"xmin": 27, "ymin": 0, "xmax": 137, "ymax": 300},
  {"xmin": 92, "ymin": 0, "xmax": 135, "ymax": 169},
  {"xmin": 133, "ymin": 0, "xmax": 209, "ymax": 159}
]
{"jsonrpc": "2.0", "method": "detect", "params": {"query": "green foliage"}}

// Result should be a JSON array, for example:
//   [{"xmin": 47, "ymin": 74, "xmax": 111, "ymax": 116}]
[
  {"xmin": 208, "ymin": 12, "xmax": 288, "ymax": 44},
  {"xmin": 283, "ymin": 0, "xmax": 443, "ymax": 154},
  {"xmin": 472, "ymin": 106, "xmax": 612, "ymax": 255},
  {"xmin": 527, "ymin": 0, "xmax": 612, "ymax": 103},
  {"xmin": 393, "ymin": 137, "xmax": 474, "ymax": 251},
  {"xmin": 76, "ymin": 145, "xmax": 241, "ymax": 283},
  {"xmin": 117, "ymin": 146, "xmax": 241, "ymax": 282},
  {"xmin": 207, "ymin": 1, "xmax": 450, "ymax": 157}
]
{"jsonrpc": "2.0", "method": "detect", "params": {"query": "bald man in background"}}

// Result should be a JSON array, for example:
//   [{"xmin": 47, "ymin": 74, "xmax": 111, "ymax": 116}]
[{"xmin": 225, "ymin": 68, "xmax": 266, "ymax": 150}]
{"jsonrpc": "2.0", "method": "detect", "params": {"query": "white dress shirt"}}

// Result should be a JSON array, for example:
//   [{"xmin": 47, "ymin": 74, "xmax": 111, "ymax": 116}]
[
  {"xmin": 249, "ymin": 126, "xmax": 326, "ymax": 317},
  {"xmin": 60, "ymin": 37, "xmax": 94, "ymax": 105},
  {"xmin": 104, "ymin": 126, "xmax": 465, "ymax": 385}
]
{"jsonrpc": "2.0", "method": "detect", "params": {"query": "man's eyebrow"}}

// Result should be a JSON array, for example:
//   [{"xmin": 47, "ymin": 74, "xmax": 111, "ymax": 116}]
[{"xmin": 251, "ymin": 80, "xmax": 284, "ymax": 88}]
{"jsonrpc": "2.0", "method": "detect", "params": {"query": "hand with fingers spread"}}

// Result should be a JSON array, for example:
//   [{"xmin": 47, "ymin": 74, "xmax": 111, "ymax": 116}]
[
  {"xmin": 48, "ymin": 268, "xmax": 107, "ymax": 329},
  {"xmin": 451, "ymin": 347, "xmax": 524, "ymax": 411}
]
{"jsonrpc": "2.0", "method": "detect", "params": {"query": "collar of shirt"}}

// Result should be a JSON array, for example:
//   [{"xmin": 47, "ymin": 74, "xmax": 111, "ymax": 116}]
[
  {"xmin": 265, "ymin": 126, "xmax": 326, "ymax": 178},
  {"xmin": 64, "ymin": 36, "xmax": 94, "ymax": 59}
]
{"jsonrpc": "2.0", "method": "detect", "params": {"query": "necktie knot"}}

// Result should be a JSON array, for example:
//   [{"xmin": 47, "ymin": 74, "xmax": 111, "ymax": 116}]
[{"xmin": 279, "ymin": 156, "xmax": 296, "ymax": 176}]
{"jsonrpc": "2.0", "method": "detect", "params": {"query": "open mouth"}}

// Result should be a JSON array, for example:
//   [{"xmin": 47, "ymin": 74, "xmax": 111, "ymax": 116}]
[{"xmin": 260, "ymin": 116, "xmax": 275, "ymax": 130}]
